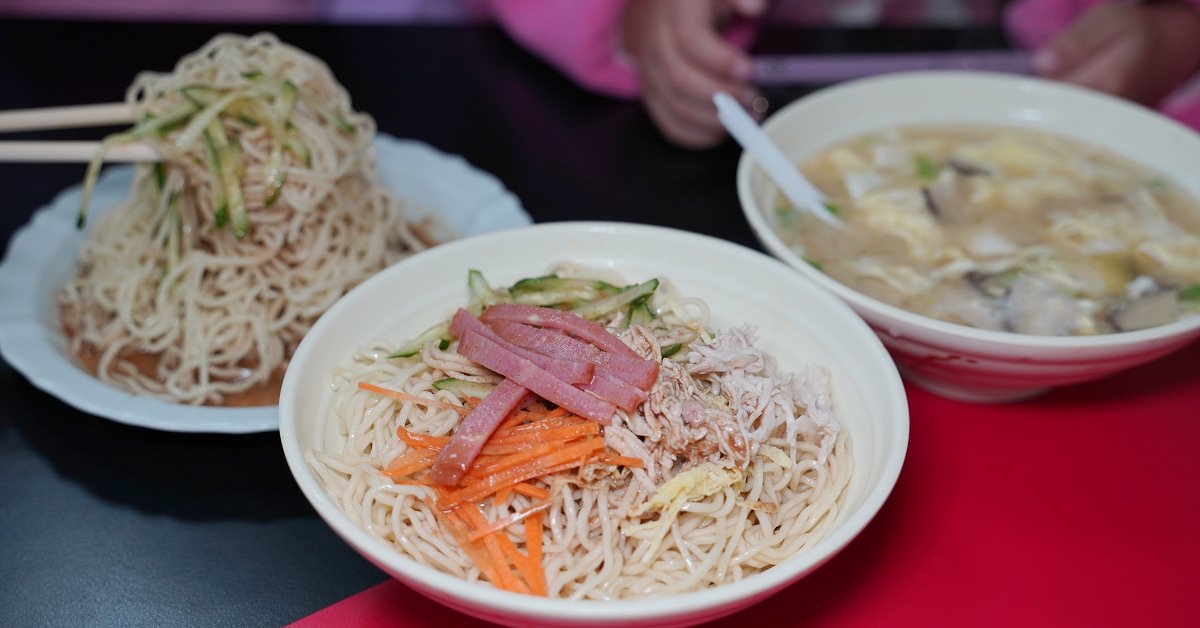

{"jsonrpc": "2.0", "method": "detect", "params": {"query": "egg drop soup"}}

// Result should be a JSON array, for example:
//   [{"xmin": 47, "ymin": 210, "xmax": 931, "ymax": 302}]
[{"xmin": 774, "ymin": 125, "xmax": 1200, "ymax": 335}]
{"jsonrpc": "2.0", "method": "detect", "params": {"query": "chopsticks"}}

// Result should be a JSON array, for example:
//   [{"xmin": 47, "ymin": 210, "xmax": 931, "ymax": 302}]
[
  {"xmin": 751, "ymin": 51, "xmax": 1034, "ymax": 86},
  {"xmin": 0, "ymin": 102, "xmax": 133, "ymax": 132},
  {"xmin": 0, "ymin": 102, "xmax": 157, "ymax": 163},
  {"xmin": 0, "ymin": 141, "xmax": 158, "ymax": 162}
]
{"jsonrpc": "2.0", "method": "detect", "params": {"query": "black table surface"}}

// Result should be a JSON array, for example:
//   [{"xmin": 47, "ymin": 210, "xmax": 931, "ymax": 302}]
[{"xmin": 0, "ymin": 19, "xmax": 1010, "ymax": 627}]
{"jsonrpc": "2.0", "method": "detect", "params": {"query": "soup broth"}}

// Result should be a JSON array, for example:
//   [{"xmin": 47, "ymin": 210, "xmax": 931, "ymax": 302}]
[{"xmin": 774, "ymin": 125, "xmax": 1200, "ymax": 335}]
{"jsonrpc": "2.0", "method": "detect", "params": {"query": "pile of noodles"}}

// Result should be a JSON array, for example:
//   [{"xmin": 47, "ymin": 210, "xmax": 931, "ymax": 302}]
[
  {"xmin": 308, "ymin": 270, "xmax": 853, "ymax": 599},
  {"xmin": 58, "ymin": 33, "xmax": 427, "ymax": 405}
]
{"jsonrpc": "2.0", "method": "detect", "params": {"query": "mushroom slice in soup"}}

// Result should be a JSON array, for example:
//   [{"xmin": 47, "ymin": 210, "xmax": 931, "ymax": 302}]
[{"xmin": 1110, "ymin": 289, "xmax": 1181, "ymax": 332}]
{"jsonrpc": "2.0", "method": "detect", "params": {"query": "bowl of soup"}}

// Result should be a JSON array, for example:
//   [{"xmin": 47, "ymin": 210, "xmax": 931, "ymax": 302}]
[{"xmin": 738, "ymin": 71, "xmax": 1200, "ymax": 403}]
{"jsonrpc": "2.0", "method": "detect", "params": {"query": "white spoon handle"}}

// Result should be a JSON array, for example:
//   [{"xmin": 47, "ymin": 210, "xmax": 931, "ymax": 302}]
[{"xmin": 713, "ymin": 92, "xmax": 841, "ymax": 226}]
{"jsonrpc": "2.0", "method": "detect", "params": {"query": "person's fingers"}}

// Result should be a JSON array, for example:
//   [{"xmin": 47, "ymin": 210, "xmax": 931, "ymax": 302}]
[
  {"xmin": 645, "ymin": 14, "xmax": 757, "ymax": 118},
  {"xmin": 640, "ymin": 66, "xmax": 728, "ymax": 134},
  {"xmin": 675, "ymin": 17, "xmax": 754, "ymax": 84},
  {"xmin": 621, "ymin": 0, "xmax": 759, "ymax": 148},
  {"xmin": 1033, "ymin": 3, "xmax": 1131, "ymax": 77},
  {"xmin": 1058, "ymin": 43, "xmax": 1139, "ymax": 96},
  {"xmin": 643, "ymin": 90, "xmax": 726, "ymax": 148},
  {"xmin": 723, "ymin": 0, "xmax": 768, "ymax": 19}
]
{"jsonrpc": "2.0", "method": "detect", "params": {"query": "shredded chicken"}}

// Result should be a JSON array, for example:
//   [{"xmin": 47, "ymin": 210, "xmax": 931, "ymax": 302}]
[{"xmin": 608, "ymin": 323, "xmax": 839, "ymax": 492}]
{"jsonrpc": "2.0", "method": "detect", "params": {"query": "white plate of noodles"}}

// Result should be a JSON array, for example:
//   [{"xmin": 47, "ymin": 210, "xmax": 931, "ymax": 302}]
[
  {"xmin": 279, "ymin": 222, "xmax": 908, "ymax": 626},
  {"xmin": 0, "ymin": 134, "xmax": 530, "ymax": 433}
]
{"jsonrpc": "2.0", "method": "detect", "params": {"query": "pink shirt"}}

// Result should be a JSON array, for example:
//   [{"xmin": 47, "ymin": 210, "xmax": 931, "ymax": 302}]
[
  {"xmin": 3, "ymin": 0, "xmax": 1196, "ymax": 130},
  {"xmin": 486, "ymin": 0, "xmax": 640, "ymax": 98},
  {"xmin": 485, "ymin": 0, "xmax": 757, "ymax": 100},
  {"xmin": 488, "ymin": 0, "xmax": 1200, "ymax": 131}
]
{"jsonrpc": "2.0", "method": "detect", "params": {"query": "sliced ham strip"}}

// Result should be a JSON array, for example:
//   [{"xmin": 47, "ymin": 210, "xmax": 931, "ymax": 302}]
[
  {"xmin": 488, "ymin": 319, "xmax": 601, "ymax": 362},
  {"xmin": 596, "ymin": 352, "xmax": 659, "ymax": 390},
  {"xmin": 428, "ymin": 379, "xmax": 529, "ymax": 485},
  {"xmin": 581, "ymin": 373, "xmax": 648, "ymax": 412},
  {"xmin": 450, "ymin": 309, "xmax": 593, "ymax": 385},
  {"xmin": 488, "ymin": 320, "xmax": 659, "ymax": 390},
  {"xmin": 480, "ymin": 303, "xmax": 640, "ymax": 359},
  {"xmin": 457, "ymin": 330, "xmax": 617, "ymax": 423}
]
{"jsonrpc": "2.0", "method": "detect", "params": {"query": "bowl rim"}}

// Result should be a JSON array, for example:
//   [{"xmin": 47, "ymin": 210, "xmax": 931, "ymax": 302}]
[
  {"xmin": 279, "ymin": 220, "xmax": 909, "ymax": 623},
  {"xmin": 738, "ymin": 70, "xmax": 1200, "ymax": 349}
]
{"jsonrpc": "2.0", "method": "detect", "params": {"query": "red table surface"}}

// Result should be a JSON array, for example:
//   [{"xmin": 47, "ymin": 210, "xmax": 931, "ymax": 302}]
[{"xmin": 291, "ymin": 339, "xmax": 1200, "ymax": 628}]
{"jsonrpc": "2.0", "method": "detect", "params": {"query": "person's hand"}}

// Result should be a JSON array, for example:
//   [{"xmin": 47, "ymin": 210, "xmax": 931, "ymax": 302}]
[
  {"xmin": 1032, "ymin": 1, "xmax": 1200, "ymax": 106},
  {"xmin": 621, "ymin": 0, "xmax": 766, "ymax": 149}
]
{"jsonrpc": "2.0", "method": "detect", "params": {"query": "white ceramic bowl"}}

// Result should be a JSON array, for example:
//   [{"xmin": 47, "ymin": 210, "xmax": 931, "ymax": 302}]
[
  {"xmin": 0, "ymin": 135, "xmax": 529, "ymax": 433},
  {"xmin": 739, "ymin": 71, "xmax": 1200, "ymax": 403},
  {"xmin": 279, "ymin": 222, "xmax": 908, "ymax": 627}
]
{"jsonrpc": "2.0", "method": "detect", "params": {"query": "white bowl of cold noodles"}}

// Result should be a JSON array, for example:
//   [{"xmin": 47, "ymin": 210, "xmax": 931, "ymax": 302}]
[
  {"xmin": 739, "ymin": 71, "xmax": 1200, "ymax": 403},
  {"xmin": 279, "ymin": 222, "xmax": 907, "ymax": 627}
]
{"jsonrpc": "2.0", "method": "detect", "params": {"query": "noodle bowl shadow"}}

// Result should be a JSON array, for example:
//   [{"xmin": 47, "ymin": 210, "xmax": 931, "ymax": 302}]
[
  {"xmin": 738, "ymin": 71, "xmax": 1200, "ymax": 403},
  {"xmin": 279, "ymin": 222, "xmax": 908, "ymax": 627}
]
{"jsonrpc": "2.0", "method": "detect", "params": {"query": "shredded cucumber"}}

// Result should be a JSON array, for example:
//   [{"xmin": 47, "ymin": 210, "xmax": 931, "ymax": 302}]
[
  {"xmin": 508, "ymin": 275, "xmax": 620, "ymax": 307},
  {"xmin": 627, "ymin": 296, "xmax": 655, "ymax": 327},
  {"xmin": 389, "ymin": 321, "xmax": 453, "ymax": 359},
  {"xmin": 432, "ymin": 378, "xmax": 495, "ymax": 399},
  {"xmin": 570, "ymin": 278, "xmax": 659, "ymax": 320},
  {"xmin": 467, "ymin": 269, "xmax": 511, "ymax": 313}
]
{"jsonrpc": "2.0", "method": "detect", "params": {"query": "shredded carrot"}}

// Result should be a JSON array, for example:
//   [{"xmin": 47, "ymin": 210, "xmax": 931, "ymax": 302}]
[
  {"xmin": 523, "ymin": 511, "xmax": 546, "ymax": 596},
  {"xmin": 525, "ymin": 510, "xmax": 543, "ymax": 564},
  {"xmin": 486, "ymin": 422, "xmax": 601, "ymax": 449},
  {"xmin": 492, "ymin": 485, "xmax": 514, "ymax": 507},
  {"xmin": 458, "ymin": 502, "xmax": 546, "ymax": 596},
  {"xmin": 466, "ymin": 501, "xmax": 552, "ymax": 542},
  {"xmin": 358, "ymin": 381, "xmax": 467, "ymax": 414},
  {"xmin": 588, "ymin": 453, "xmax": 646, "ymax": 469},
  {"xmin": 395, "ymin": 424, "xmax": 449, "ymax": 450},
  {"xmin": 441, "ymin": 437, "xmax": 605, "ymax": 508},
  {"xmin": 484, "ymin": 534, "xmax": 529, "ymax": 594},
  {"xmin": 513, "ymin": 482, "xmax": 550, "ymax": 500},
  {"xmin": 456, "ymin": 504, "xmax": 528, "ymax": 594},
  {"xmin": 382, "ymin": 449, "xmax": 439, "ymax": 479},
  {"xmin": 378, "ymin": 390, "xmax": 638, "ymax": 596},
  {"xmin": 437, "ymin": 507, "xmax": 505, "ymax": 586},
  {"xmin": 492, "ymin": 404, "xmax": 572, "ymax": 435},
  {"xmin": 498, "ymin": 530, "xmax": 546, "ymax": 596},
  {"xmin": 495, "ymin": 414, "xmax": 591, "ymax": 437},
  {"xmin": 467, "ymin": 442, "xmax": 561, "ymax": 479}
]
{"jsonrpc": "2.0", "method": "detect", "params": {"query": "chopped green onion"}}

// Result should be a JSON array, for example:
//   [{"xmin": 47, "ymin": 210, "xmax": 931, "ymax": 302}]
[
  {"xmin": 1181, "ymin": 284, "xmax": 1200, "ymax": 301},
  {"xmin": 661, "ymin": 343, "xmax": 683, "ymax": 358},
  {"xmin": 1145, "ymin": 178, "xmax": 1167, "ymax": 189},
  {"xmin": 774, "ymin": 205, "xmax": 796, "ymax": 228},
  {"xmin": 821, "ymin": 201, "xmax": 840, "ymax": 216},
  {"xmin": 915, "ymin": 154, "xmax": 938, "ymax": 180}
]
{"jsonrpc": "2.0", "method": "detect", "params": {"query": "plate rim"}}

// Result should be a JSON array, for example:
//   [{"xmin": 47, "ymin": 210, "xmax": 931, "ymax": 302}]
[{"xmin": 0, "ymin": 134, "xmax": 531, "ymax": 434}]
